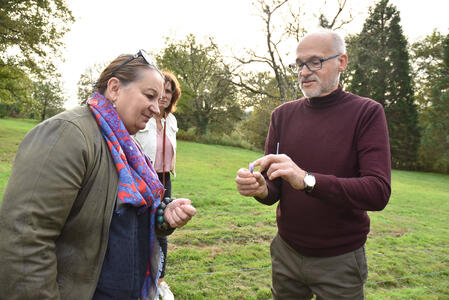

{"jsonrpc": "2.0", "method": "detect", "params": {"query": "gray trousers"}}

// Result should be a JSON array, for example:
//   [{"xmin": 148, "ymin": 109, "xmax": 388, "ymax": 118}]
[{"xmin": 270, "ymin": 233, "xmax": 367, "ymax": 300}]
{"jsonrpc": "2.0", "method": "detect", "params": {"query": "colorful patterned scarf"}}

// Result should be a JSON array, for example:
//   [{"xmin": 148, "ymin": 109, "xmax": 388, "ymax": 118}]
[{"xmin": 87, "ymin": 92, "xmax": 164, "ymax": 299}]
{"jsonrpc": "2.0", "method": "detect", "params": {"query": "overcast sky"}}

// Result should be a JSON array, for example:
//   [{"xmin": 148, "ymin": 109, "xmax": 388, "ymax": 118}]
[{"xmin": 59, "ymin": 0, "xmax": 449, "ymax": 108}]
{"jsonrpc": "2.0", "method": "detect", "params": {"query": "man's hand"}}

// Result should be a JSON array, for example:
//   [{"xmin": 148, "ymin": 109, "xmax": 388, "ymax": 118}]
[
  {"xmin": 235, "ymin": 168, "xmax": 268, "ymax": 199},
  {"xmin": 253, "ymin": 154, "xmax": 306, "ymax": 190},
  {"xmin": 164, "ymin": 198, "xmax": 196, "ymax": 228}
]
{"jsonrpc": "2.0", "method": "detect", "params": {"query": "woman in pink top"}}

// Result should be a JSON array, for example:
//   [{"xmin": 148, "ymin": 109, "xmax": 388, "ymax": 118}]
[{"xmin": 135, "ymin": 71, "xmax": 181, "ymax": 300}]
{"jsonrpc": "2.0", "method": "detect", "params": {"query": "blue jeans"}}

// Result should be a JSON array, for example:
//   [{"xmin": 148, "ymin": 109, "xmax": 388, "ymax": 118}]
[{"xmin": 93, "ymin": 205, "xmax": 150, "ymax": 300}]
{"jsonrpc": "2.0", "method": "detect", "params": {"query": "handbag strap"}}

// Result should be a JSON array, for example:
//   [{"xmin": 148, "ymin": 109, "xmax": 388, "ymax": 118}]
[{"xmin": 162, "ymin": 117, "xmax": 166, "ymax": 198}]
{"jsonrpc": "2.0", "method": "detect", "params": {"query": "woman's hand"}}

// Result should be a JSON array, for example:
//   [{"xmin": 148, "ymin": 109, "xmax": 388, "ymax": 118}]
[{"xmin": 164, "ymin": 198, "xmax": 196, "ymax": 228}]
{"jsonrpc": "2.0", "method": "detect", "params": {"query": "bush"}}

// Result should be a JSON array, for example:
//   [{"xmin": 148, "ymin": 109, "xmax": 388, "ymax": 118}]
[
  {"xmin": 177, "ymin": 127, "xmax": 261, "ymax": 152},
  {"xmin": 0, "ymin": 103, "xmax": 8, "ymax": 118}
]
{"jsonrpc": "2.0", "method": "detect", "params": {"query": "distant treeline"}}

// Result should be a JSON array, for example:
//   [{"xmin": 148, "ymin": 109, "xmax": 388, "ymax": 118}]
[{"xmin": 1, "ymin": 0, "xmax": 447, "ymax": 173}]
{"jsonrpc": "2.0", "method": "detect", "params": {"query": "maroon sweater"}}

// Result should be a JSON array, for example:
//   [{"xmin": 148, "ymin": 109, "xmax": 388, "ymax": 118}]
[{"xmin": 259, "ymin": 86, "xmax": 391, "ymax": 257}]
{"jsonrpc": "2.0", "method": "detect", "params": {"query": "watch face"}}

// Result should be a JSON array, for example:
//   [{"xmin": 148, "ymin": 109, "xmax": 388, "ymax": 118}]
[{"xmin": 304, "ymin": 174, "xmax": 316, "ymax": 187}]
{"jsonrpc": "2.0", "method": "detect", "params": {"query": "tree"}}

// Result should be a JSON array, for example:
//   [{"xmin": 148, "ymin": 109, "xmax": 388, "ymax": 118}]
[
  {"xmin": 232, "ymin": 0, "xmax": 351, "ymax": 104},
  {"xmin": 31, "ymin": 80, "xmax": 66, "ymax": 121},
  {"xmin": 232, "ymin": 0, "xmax": 352, "ymax": 149},
  {"xmin": 77, "ymin": 63, "xmax": 107, "ymax": 104},
  {"xmin": 0, "ymin": 0, "xmax": 73, "ymax": 107},
  {"xmin": 318, "ymin": 0, "xmax": 353, "ymax": 29},
  {"xmin": 0, "ymin": 60, "xmax": 33, "ymax": 117},
  {"xmin": 346, "ymin": 0, "xmax": 420, "ymax": 170},
  {"xmin": 411, "ymin": 30, "xmax": 447, "ymax": 109},
  {"xmin": 411, "ymin": 31, "xmax": 449, "ymax": 173},
  {"xmin": 240, "ymin": 72, "xmax": 283, "ymax": 149},
  {"xmin": 0, "ymin": 0, "xmax": 74, "ymax": 77},
  {"xmin": 156, "ymin": 34, "xmax": 243, "ymax": 136}
]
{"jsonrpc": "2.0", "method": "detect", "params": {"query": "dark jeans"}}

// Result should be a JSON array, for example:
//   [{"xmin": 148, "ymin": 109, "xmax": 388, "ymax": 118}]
[
  {"xmin": 157, "ymin": 172, "xmax": 171, "ymax": 279},
  {"xmin": 93, "ymin": 206, "xmax": 150, "ymax": 300},
  {"xmin": 270, "ymin": 233, "xmax": 367, "ymax": 300}
]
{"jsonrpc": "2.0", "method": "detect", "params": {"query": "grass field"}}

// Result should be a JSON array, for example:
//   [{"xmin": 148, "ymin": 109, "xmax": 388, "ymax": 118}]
[
  {"xmin": 1, "ymin": 118, "xmax": 449, "ymax": 299},
  {"xmin": 0, "ymin": 118, "xmax": 39, "ymax": 199}
]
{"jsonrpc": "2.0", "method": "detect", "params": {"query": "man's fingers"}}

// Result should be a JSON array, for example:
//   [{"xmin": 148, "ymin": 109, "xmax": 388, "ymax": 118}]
[
  {"xmin": 237, "ymin": 168, "xmax": 252, "ymax": 177},
  {"xmin": 253, "ymin": 172, "xmax": 267, "ymax": 185},
  {"xmin": 253, "ymin": 155, "xmax": 271, "ymax": 173},
  {"xmin": 238, "ymin": 190, "xmax": 257, "ymax": 197},
  {"xmin": 235, "ymin": 174, "xmax": 258, "ymax": 185},
  {"xmin": 253, "ymin": 154, "xmax": 287, "ymax": 173},
  {"xmin": 237, "ymin": 182, "xmax": 260, "ymax": 191},
  {"xmin": 266, "ymin": 162, "xmax": 283, "ymax": 179},
  {"xmin": 268, "ymin": 168, "xmax": 288, "ymax": 180}
]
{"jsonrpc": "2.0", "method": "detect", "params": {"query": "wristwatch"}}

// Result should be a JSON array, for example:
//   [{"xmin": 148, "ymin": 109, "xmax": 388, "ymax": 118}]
[{"xmin": 303, "ymin": 172, "xmax": 316, "ymax": 192}]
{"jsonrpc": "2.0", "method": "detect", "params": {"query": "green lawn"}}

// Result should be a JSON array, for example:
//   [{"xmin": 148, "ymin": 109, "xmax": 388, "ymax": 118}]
[
  {"xmin": 1, "ymin": 118, "xmax": 448, "ymax": 299},
  {"xmin": 0, "ymin": 118, "xmax": 39, "ymax": 199}
]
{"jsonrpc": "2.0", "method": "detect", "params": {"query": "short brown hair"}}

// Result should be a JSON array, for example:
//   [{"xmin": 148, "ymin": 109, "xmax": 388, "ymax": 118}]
[
  {"xmin": 94, "ymin": 54, "xmax": 162, "ymax": 95},
  {"xmin": 163, "ymin": 70, "xmax": 181, "ymax": 114}
]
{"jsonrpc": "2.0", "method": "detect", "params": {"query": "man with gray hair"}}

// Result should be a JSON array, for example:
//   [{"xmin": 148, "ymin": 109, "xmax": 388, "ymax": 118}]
[{"xmin": 235, "ymin": 30, "xmax": 391, "ymax": 299}]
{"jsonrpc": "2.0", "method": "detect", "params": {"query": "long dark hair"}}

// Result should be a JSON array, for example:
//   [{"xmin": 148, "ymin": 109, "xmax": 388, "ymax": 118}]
[{"xmin": 163, "ymin": 70, "xmax": 181, "ymax": 114}]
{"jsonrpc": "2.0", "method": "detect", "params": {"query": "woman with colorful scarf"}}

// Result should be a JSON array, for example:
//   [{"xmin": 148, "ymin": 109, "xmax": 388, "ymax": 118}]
[{"xmin": 0, "ymin": 50, "xmax": 196, "ymax": 300}]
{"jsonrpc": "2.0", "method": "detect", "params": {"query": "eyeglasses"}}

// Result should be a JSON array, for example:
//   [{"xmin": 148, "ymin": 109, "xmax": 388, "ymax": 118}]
[
  {"xmin": 289, "ymin": 54, "xmax": 340, "ymax": 74},
  {"xmin": 111, "ymin": 49, "xmax": 160, "ymax": 75}
]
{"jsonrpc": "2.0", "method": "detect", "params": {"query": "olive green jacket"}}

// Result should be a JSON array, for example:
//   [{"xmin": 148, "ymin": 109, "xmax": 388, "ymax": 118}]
[{"xmin": 0, "ymin": 106, "xmax": 159, "ymax": 299}]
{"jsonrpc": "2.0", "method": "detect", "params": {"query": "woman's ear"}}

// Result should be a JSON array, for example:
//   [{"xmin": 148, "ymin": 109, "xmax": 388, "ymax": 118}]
[
  {"xmin": 338, "ymin": 54, "xmax": 348, "ymax": 72},
  {"xmin": 104, "ymin": 77, "xmax": 121, "ymax": 100}
]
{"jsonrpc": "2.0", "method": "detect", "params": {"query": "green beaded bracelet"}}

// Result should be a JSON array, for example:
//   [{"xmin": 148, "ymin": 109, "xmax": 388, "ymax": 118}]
[{"xmin": 156, "ymin": 197, "xmax": 174, "ymax": 231}]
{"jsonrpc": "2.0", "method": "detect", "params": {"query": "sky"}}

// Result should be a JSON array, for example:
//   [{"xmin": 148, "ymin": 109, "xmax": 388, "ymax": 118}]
[{"xmin": 59, "ymin": 0, "xmax": 449, "ymax": 108}]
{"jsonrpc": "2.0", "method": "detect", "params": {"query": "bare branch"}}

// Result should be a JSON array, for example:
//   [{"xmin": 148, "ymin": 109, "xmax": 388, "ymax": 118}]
[
  {"xmin": 319, "ymin": 0, "xmax": 352, "ymax": 30},
  {"xmin": 231, "ymin": 74, "xmax": 278, "ymax": 100},
  {"xmin": 328, "ymin": 0, "xmax": 348, "ymax": 28}
]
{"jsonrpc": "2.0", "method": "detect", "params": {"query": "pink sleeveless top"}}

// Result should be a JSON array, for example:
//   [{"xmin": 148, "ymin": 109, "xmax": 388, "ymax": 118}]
[{"xmin": 154, "ymin": 126, "xmax": 173, "ymax": 173}]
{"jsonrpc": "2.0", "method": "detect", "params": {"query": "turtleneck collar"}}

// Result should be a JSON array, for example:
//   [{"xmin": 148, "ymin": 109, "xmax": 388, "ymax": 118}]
[{"xmin": 305, "ymin": 85, "xmax": 345, "ymax": 108}]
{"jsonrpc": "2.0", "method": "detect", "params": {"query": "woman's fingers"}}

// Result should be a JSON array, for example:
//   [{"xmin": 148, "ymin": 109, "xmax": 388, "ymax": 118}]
[{"xmin": 164, "ymin": 200, "xmax": 196, "ymax": 228}]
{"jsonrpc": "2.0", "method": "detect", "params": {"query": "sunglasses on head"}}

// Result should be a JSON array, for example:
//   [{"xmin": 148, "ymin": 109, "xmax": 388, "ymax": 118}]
[{"xmin": 111, "ymin": 49, "xmax": 160, "ymax": 75}]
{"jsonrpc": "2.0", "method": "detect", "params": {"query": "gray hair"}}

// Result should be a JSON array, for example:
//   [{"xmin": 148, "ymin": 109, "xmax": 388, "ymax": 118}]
[
  {"xmin": 303, "ymin": 29, "xmax": 346, "ymax": 54},
  {"xmin": 330, "ymin": 31, "xmax": 346, "ymax": 54}
]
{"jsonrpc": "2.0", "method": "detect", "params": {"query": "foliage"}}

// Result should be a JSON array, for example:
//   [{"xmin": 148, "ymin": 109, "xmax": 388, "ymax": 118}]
[
  {"xmin": 411, "ymin": 30, "xmax": 447, "ymax": 109},
  {"xmin": 411, "ymin": 32, "xmax": 449, "ymax": 173},
  {"xmin": 234, "ymin": 0, "xmax": 352, "ymax": 150},
  {"xmin": 233, "ymin": 0, "xmax": 350, "ymax": 102},
  {"xmin": 0, "ymin": 61, "xmax": 33, "ymax": 118},
  {"xmin": 177, "ymin": 127, "xmax": 258, "ymax": 152},
  {"xmin": 231, "ymin": 0, "xmax": 301, "ymax": 104},
  {"xmin": 241, "ymin": 106, "xmax": 272, "ymax": 150},
  {"xmin": 30, "ymin": 80, "xmax": 66, "ymax": 121},
  {"xmin": 156, "ymin": 34, "xmax": 243, "ymax": 136},
  {"xmin": 0, "ymin": 71, "xmax": 65, "ymax": 120},
  {"xmin": 0, "ymin": 0, "xmax": 74, "ymax": 78},
  {"xmin": 77, "ymin": 63, "xmax": 107, "ymax": 105},
  {"xmin": 0, "ymin": 0, "xmax": 73, "ymax": 119},
  {"xmin": 346, "ymin": 0, "xmax": 420, "ymax": 170},
  {"xmin": 235, "ymin": 72, "xmax": 281, "ymax": 150},
  {"xmin": 238, "ymin": 71, "xmax": 294, "ymax": 149}
]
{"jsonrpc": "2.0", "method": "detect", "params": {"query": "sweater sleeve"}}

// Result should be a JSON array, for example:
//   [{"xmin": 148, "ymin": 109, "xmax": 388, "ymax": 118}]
[
  {"xmin": 311, "ymin": 103, "xmax": 391, "ymax": 211},
  {"xmin": 0, "ymin": 119, "xmax": 88, "ymax": 300},
  {"xmin": 254, "ymin": 110, "xmax": 282, "ymax": 206}
]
